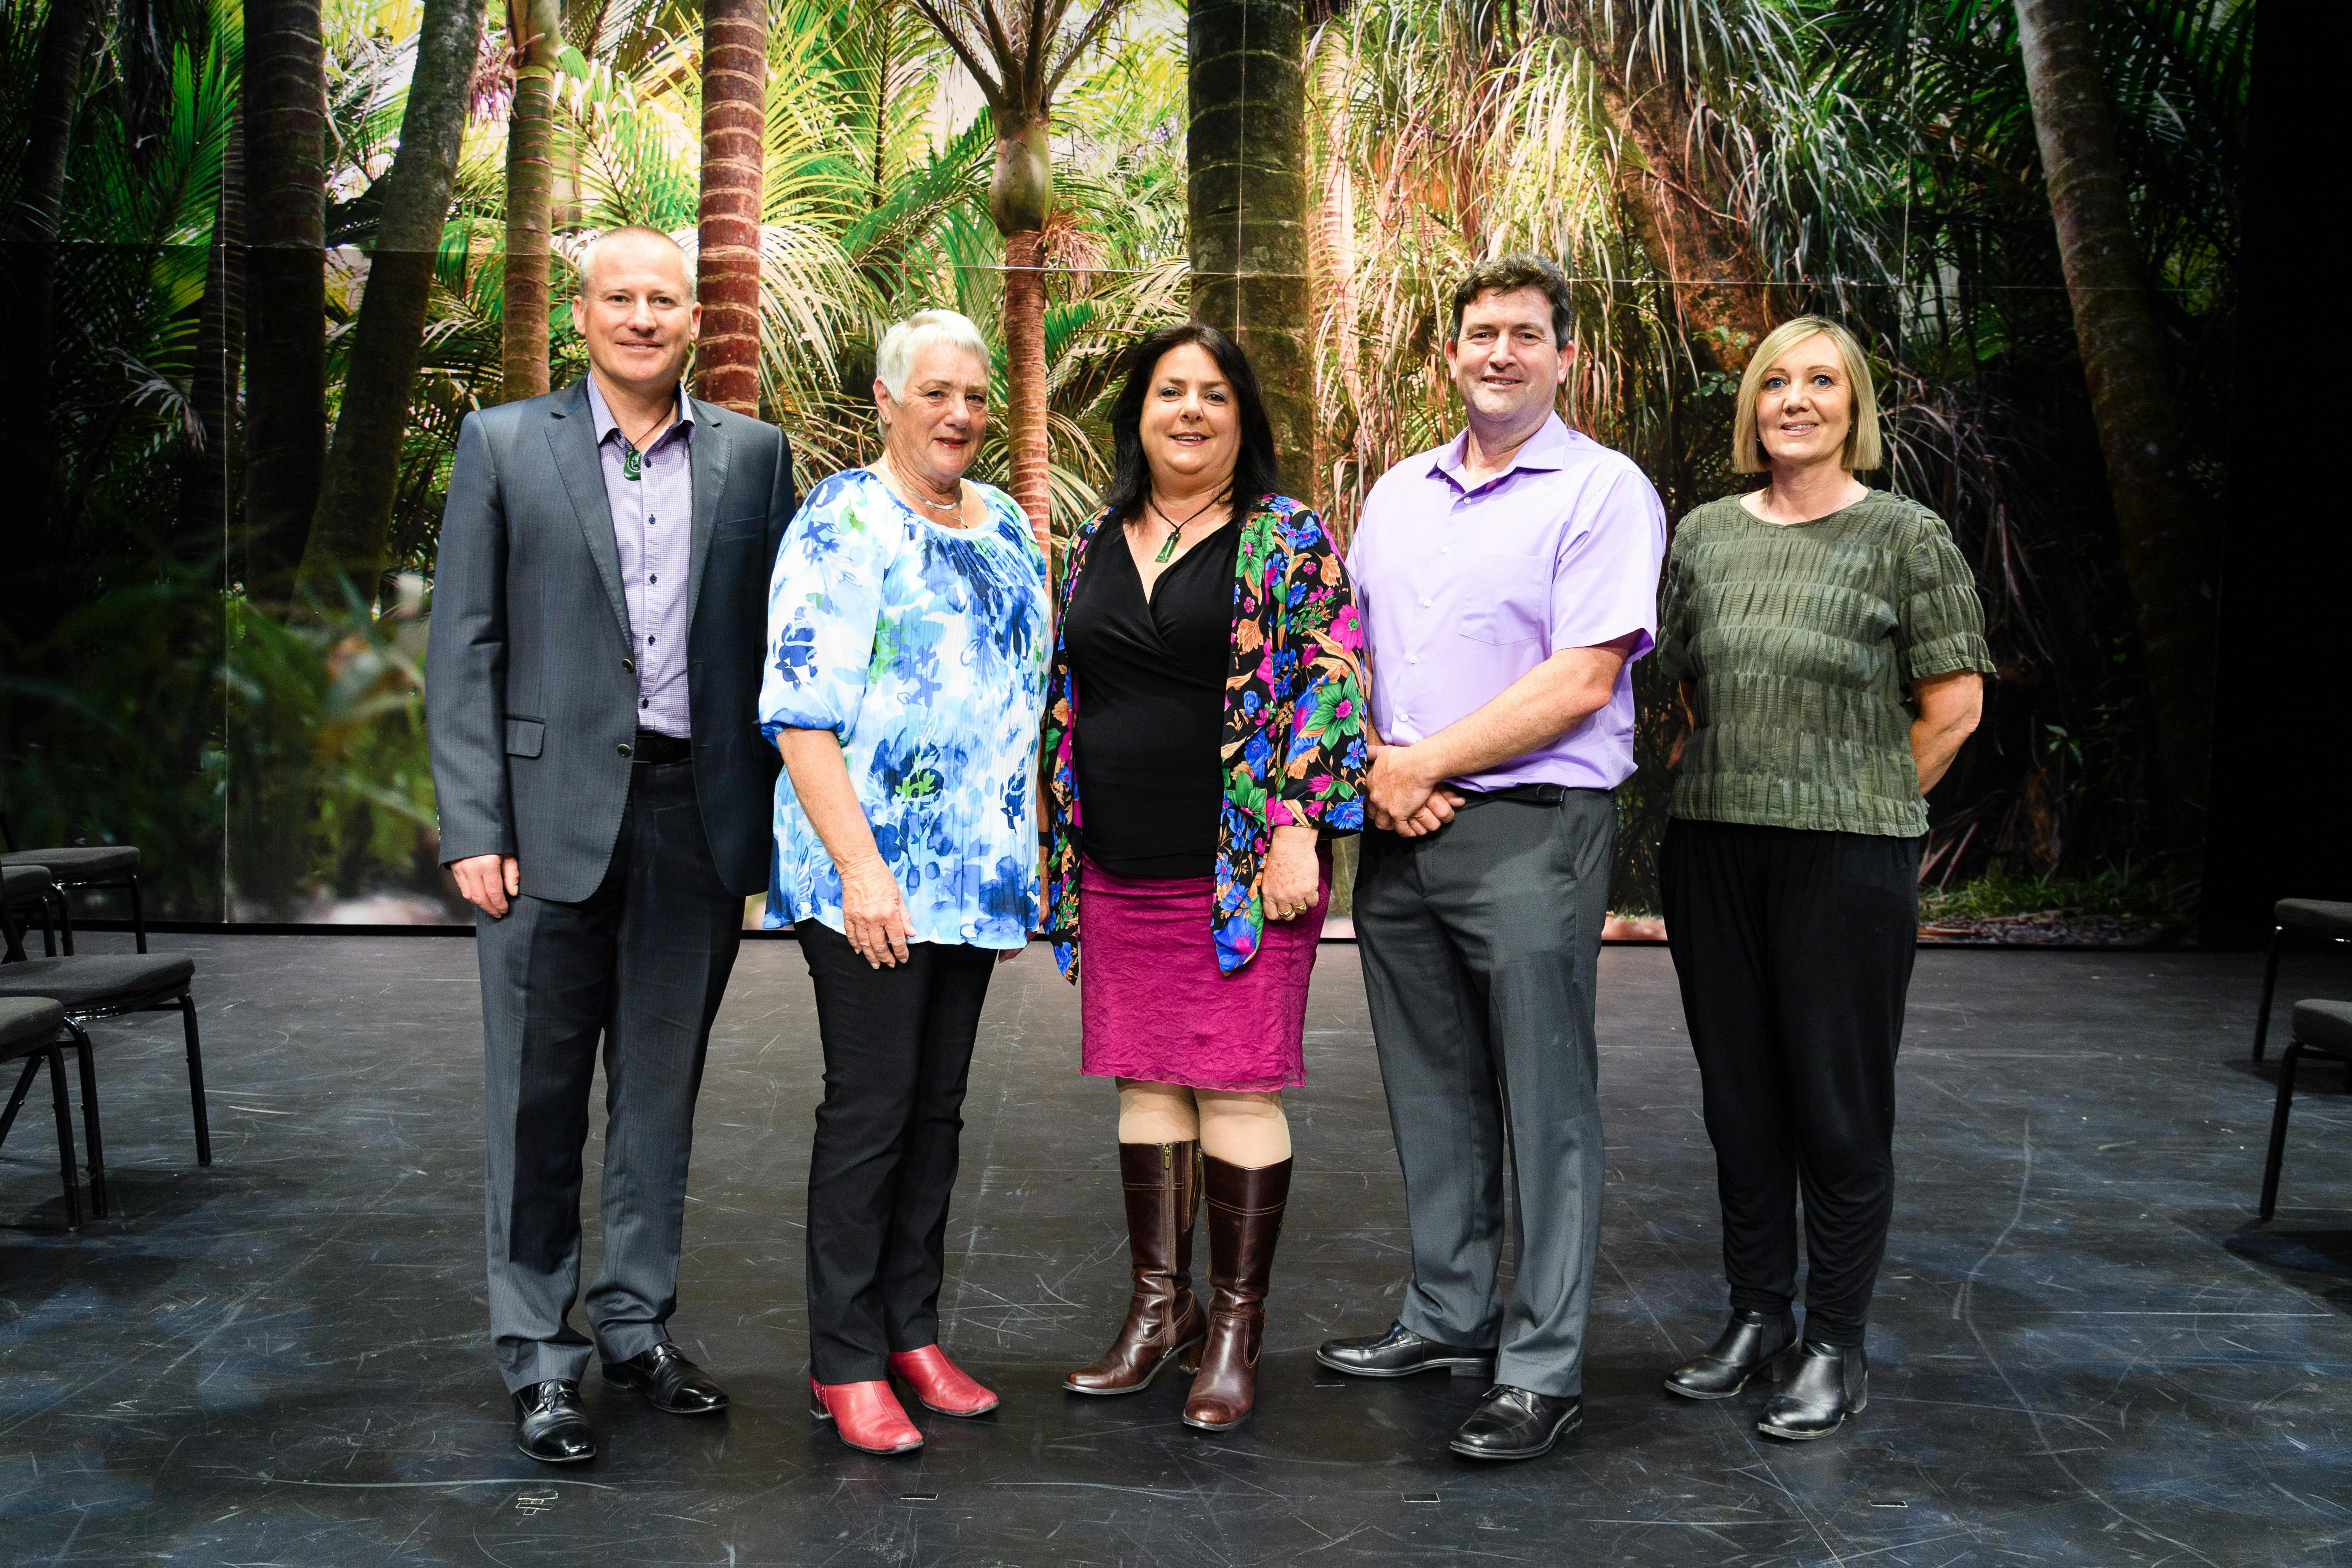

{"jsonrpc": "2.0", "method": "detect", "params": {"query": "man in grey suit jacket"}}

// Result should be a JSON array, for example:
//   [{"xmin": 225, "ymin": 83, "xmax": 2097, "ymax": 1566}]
[{"xmin": 426, "ymin": 226, "xmax": 795, "ymax": 1464}]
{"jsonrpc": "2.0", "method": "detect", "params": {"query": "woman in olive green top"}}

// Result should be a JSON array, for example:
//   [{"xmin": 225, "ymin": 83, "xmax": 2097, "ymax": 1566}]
[{"xmin": 1655, "ymin": 316, "xmax": 1993, "ymax": 1442}]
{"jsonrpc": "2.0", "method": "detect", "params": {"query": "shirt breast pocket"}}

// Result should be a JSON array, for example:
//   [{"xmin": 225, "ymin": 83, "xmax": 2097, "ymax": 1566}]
[{"xmin": 1458, "ymin": 552, "xmax": 1549, "ymax": 647}]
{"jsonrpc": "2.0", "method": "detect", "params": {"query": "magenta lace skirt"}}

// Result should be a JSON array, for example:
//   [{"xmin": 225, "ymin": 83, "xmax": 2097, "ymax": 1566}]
[{"xmin": 1077, "ymin": 855, "xmax": 1330, "ymax": 1092}]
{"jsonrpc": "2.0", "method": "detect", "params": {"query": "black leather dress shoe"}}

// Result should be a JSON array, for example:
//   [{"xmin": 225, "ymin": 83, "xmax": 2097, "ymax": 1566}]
[
  {"xmin": 1450, "ymin": 1385, "xmax": 1582, "ymax": 1460},
  {"xmin": 1758, "ymin": 1343, "xmax": 1867, "ymax": 1440},
  {"xmin": 602, "ymin": 1344, "xmax": 729, "ymax": 1414},
  {"xmin": 513, "ymin": 1380, "xmax": 597, "ymax": 1463},
  {"xmin": 1316, "ymin": 1321, "xmax": 1496, "ymax": 1379},
  {"xmin": 1664, "ymin": 1308, "xmax": 1798, "ymax": 1400}
]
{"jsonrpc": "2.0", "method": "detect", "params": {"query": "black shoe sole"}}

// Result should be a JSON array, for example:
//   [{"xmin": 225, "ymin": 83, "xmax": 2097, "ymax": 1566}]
[
  {"xmin": 1314, "ymin": 1347, "xmax": 1496, "ymax": 1380},
  {"xmin": 514, "ymin": 1437, "xmax": 597, "ymax": 1463},
  {"xmin": 1063, "ymin": 1336, "xmax": 1204, "ymax": 1397},
  {"xmin": 1757, "ymin": 1413, "xmax": 1850, "ymax": 1441},
  {"xmin": 1449, "ymin": 1411, "xmax": 1582, "ymax": 1461}
]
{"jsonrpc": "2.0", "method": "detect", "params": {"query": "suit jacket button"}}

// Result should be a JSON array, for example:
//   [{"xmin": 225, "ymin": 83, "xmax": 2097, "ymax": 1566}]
[
  {"xmin": 622, "ymin": 657, "xmax": 636, "ymax": 673},
  {"xmin": 618, "ymin": 742, "xmax": 633, "ymax": 758}
]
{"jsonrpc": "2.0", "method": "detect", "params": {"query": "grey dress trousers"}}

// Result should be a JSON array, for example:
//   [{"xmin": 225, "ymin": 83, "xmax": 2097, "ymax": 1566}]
[{"xmin": 1353, "ymin": 788, "xmax": 1614, "ymax": 1400}]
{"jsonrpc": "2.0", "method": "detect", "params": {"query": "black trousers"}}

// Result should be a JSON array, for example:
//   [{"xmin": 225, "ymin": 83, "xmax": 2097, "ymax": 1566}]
[
  {"xmin": 1659, "ymin": 818, "xmax": 1923, "ymax": 1348},
  {"xmin": 800, "ymin": 923, "xmax": 998, "ymax": 1384},
  {"xmin": 477, "ymin": 760, "xmax": 744, "ymax": 1390}
]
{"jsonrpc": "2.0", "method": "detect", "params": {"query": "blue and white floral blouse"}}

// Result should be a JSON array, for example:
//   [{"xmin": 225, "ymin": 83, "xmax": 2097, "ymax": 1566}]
[{"xmin": 759, "ymin": 468, "xmax": 1050, "ymax": 949}]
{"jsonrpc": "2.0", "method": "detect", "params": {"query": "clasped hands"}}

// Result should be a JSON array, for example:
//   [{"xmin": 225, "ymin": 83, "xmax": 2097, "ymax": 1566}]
[{"xmin": 1365, "ymin": 739, "xmax": 1466, "ymax": 838}]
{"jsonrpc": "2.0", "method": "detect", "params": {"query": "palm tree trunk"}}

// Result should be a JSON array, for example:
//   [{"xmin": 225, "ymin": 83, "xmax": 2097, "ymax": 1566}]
[
  {"xmin": 990, "ymin": 113, "xmax": 1052, "ymax": 544},
  {"xmin": 696, "ymin": 0, "xmax": 766, "ymax": 415},
  {"xmin": 2014, "ymin": 0, "xmax": 2216, "ymax": 840},
  {"xmin": 182, "ymin": 107, "xmax": 247, "ymax": 555},
  {"xmin": 242, "ymin": 0, "xmax": 330, "ymax": 602},
  {"xmin": 1554, "ymin": 3, "xmax": 1769, "ymax": 371},
  {"xmin": 1189, "ymin": 0, "xmax": 1313, "ymax": 503},
  {"xmin": 501, "ymin": 0, "xmax": 564, "ymax": 401},
  {"xmin": 296, "ymin": 0, "xmax": 492, "ymax": 610}
]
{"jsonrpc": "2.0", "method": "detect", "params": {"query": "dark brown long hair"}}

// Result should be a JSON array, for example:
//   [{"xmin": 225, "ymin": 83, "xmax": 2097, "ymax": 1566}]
[{"xmin": 1098, "ymin": 322, "xmax": 1280, "ymax": 526}]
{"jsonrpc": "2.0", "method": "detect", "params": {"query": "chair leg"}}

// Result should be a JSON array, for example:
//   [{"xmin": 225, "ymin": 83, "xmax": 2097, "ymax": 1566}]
[
  {"xmin": 46, "ymin": 1043, "xmax": 82, "ymax": 1231},
  {"xmin": 2252, "ymin": 926, "xmax": 2284, "ymax": 1062},
  {"xmin": 56, "ymin": 888, "xmax": 74, "ymax": 957},
  {"xmin": 127, "ymin": 874, "xmax": 147, "ymax": 955},
  {"xmin": 180, "ymin": 992, "xmax": 212, "ymax": 1165},
  {"xmin": 2260, "ymin": 1038, "xmax": 2308, "ymax": 1222},
  {"xmin": 40, "ymin": 895, "xmax": 58, "ymax": 957},
  {"xmin": 67, "ymin": 1021, "xmax": 106, "ymax": 1219},
  {"xmin": 0, "ymin": 1055, "xmax": 38, "ymax": 1149}
]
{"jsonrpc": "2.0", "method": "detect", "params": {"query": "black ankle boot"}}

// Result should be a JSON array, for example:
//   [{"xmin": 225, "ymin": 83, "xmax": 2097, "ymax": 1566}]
[
  {"xmin": 1663, "ymin": 1309, "xmax": 1798, "ymax": 1400},
  {"xmin": 1757, "ymin": 1342, "xmax": 1867, "ymax": 1440}
]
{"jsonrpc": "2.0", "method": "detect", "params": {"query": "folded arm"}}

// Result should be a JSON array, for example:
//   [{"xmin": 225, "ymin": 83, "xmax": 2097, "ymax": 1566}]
[{"xmin": 1367, "ymin": 634, "xmax": 1638, "ymax": 834}]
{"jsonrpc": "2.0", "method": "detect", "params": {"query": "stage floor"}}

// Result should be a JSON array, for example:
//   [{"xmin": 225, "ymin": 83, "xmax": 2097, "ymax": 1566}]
[{"xmin": 3, "ymin": 934, "xmax": 2348, "ymax": 1565}]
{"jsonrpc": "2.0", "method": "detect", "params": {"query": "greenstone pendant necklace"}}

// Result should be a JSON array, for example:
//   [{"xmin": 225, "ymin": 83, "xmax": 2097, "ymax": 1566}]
[{"xmin": 1148, "ymin": 492, "xmax": 1228, "ymax": 563}]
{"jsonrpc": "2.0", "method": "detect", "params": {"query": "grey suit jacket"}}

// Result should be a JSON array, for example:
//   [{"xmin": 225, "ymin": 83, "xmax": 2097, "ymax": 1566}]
[{"xmin": 426, "ymin": 378, "xmax": 796, "ymax": 903}]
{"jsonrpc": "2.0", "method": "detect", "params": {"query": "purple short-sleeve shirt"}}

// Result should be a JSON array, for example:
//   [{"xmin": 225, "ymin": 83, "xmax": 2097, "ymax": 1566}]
[{"xmin": 1345, "ymin": 413, "xmax": 1667, "ymax": 793}]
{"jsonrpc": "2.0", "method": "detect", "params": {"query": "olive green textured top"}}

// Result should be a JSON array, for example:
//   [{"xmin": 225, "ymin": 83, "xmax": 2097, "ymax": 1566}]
[{"xmin": 1656, "ymin": 489, "xmax": 1995, "ymax": 837}]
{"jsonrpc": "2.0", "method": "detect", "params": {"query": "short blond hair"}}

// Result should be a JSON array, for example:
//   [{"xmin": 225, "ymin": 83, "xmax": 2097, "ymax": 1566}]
[{"xmin": 1733, "ymin": 316, "xmax": 1881, "ymax": 473}]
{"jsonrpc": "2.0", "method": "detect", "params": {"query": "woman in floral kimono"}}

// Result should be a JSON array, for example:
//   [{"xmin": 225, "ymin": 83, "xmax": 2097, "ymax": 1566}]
[{"xmin": 1044, "ymin": 323, "xmax": 1369, "ymax": 1432}]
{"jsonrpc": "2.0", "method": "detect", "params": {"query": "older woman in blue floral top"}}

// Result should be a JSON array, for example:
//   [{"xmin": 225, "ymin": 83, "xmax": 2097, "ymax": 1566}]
[
  {"xmin": 1045, "ymin": 322, "xmax": 1369, "ymax": 1433},
  {"xmin": 761, "ymin": 309, "xmax": 1047, "ymax": 1457}
]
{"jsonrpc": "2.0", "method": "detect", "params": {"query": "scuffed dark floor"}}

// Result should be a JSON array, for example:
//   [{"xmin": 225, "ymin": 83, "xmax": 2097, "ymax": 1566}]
[{"xmin": 3, "ymin": 932, "xmax": 2349, "ymax": 1565}]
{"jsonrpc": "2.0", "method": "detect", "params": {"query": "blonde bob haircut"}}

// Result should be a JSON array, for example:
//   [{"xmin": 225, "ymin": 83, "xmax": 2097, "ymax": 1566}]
[{"xmin": 1733, "ymin": 315, "xmax": 1882, "ymax": 474}]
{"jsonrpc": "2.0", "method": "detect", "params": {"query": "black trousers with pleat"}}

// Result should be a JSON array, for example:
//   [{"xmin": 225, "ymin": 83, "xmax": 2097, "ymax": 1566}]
[
  {"xmin": 1659, "ymin": 817, "xmax": 1924, "ymax": 1349},
  {"xmin": 799, "ymin": 922, "xmax": 998, "ymax": 1385}
]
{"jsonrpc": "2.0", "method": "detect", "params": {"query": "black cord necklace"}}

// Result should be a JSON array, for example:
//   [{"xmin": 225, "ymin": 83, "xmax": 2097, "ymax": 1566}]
[{"xmin": 1146, "ymin": 491, "xmax": 1229, "ymax": 563}]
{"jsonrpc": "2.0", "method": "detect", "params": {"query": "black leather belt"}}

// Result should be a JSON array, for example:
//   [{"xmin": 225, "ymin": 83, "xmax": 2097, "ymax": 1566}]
[
  {"xmin": 630, "ymin": 729, "xmax": 692, "ymax": 765},
  {"xmin": 1454, "ymin": 782, "xmax": 1569, "ymax": 807}
]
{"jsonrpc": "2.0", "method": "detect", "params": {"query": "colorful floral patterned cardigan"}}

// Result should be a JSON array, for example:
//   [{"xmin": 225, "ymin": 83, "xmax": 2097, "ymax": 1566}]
[{"xmin": 1042, "ymin": 494, "xmax": 1371, "ymax": 980}]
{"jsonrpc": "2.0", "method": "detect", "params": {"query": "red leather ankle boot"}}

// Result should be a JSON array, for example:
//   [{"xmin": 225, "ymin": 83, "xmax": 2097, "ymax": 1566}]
[
  {"xmin": 808, "ymin": 1377, "xmax": 924, "ymax": 1454},
  {"xmin": 888, "ymin": 1345, "xmax": 999, "ymax": 1417}
]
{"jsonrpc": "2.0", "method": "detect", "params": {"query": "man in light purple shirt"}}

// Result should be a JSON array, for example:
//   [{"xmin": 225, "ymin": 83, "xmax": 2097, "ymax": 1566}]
[
  {"xmin": 585, "ymin": 375, "xmax": 694, "ymax": 737},
  {"xmin": 1315, "ymin": 256, "xmax": 1667, "ymax": 1463}
]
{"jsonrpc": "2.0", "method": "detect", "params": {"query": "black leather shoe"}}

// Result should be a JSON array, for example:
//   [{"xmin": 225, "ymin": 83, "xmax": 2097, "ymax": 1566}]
[
  {"xmin": 1449, "ymin": 1385, "xmax": 1582, "ymax": 1461},
  {"xmin": 1316, "ymin": 1321, "xmax": 1496, "ymax": 1379},
  {"xmin": 513, "ymin": 1380, "xmax": 597, "ymax": 1463},
  {"xmin": 602, "ymin": 1344, "xmax": 729, "ymax": 1415},
  {"xmin": 1664, "ymin": 1308, "xmax": 1799, "ymax": 1400},
  {"xmin": 1758, "ymin": 1343, "xmax": 1867, "ymax": 1440}
]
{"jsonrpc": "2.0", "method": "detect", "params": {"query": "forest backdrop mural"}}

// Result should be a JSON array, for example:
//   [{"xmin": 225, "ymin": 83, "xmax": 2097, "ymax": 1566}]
[{"xmin": 0, "ymin": 0, "xmax": 2252, "ymax": 939}]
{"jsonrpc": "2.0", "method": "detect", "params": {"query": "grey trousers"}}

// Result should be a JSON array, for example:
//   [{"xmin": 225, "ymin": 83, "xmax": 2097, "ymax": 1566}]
[
  {"xmin": 1354, "ymin": 788, "xmax": 1614, "ymax": 1399},
  {"xmin": 476, "ymin": 761, "xmax": 744, "ymax": 1391}
]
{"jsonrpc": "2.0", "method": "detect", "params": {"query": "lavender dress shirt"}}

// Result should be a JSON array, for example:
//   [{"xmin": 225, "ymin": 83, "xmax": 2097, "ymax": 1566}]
[
  {"xmin": 586, "ymin": 376, "xmax": 695, "ymax": 738},
  {"xmin": 1346, "ymin": 413, "xmax": 1667, "ymax": 793}
]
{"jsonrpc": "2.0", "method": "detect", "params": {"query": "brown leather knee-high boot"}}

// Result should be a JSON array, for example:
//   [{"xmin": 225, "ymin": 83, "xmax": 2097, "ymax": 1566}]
[
  {"xmin": 1064, "ymin": 1141, "xmax": 1206, "ymax": 1394},
  {"xmin": 1182, "ymin": 1154, "xmax": 1292, "ymax": 1431}
]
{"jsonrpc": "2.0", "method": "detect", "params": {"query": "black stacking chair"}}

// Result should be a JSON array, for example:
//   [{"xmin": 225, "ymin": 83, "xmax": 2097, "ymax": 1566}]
[
  {"xmin": 1, "ymin": 809, "xmax": 146, "ymax": 955},
  {"xmin": 2253, "ymin": 900, "xmax": 2352, "ymax": 1062},
  {"xmin": 2259, "ymin": 1000, "xmax": 2352, "ymax": 1221},
  {"xmin": 3, "ymin": 863, "xmax": 67, "ymax": 960},
  {"xmin": 0, "ymin": 900, "xmax": 206, "ymax": 1167},
  {"xmin": 0, "ymin": 998, "xmax": 88, "ymax": 1229}
]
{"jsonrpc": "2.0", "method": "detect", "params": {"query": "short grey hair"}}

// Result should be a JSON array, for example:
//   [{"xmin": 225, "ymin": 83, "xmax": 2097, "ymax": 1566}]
[
  {"xmin": 575, "ymin": 225, "xmax": 696, "ymax": 302},
  {"xmin": 875, "ymin": 309, "xmax": 991, "ymax": 400}
]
